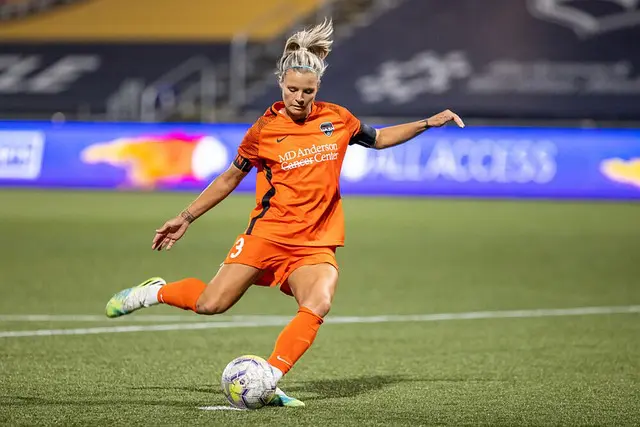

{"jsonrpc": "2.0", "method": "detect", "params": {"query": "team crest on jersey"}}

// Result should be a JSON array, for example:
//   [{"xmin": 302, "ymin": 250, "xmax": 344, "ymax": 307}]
[{"xmin": 320, "ymin": 122, "xmax": 334, "ymax": 137}]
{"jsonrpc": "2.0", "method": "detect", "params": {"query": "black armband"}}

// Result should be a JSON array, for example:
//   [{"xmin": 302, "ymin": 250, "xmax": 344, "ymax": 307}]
[
  {"xmin": 233, "ymin": 154, "xmax": 253, "ymax": 172},
  {"xmin": 349, "ymin": 123, "xmax": 377, "ymax": 149}
]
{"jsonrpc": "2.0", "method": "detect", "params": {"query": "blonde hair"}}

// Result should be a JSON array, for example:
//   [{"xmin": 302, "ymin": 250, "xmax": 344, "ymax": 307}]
[{"xmin": 276, "ymin": 18, "xmax": 333, "ymax": 82}]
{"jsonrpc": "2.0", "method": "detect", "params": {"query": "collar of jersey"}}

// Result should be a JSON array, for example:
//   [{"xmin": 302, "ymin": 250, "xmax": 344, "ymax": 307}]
[{"xmin": 269, "ymin": 101, "xmax": 319, "ymax": 122}]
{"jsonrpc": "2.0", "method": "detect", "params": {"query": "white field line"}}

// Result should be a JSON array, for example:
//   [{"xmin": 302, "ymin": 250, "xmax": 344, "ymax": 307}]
[
  {"xmin": 0, "ymin": 314, "xmax": 290, "ymax": 322},
  {"xmin": 198, "ymin": 406, "xmax": 245, "ymax": 411},
  {"xmin": 0, "ymin": 305, "xmax": 638, "ymax": 339}
]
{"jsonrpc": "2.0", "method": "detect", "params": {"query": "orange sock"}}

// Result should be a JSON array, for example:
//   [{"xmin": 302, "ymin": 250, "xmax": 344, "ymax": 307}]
[
  {"xmin": 157, "ymin": 278, "xmax": 207, "ymax": 312},
  {"xmin": 267, "ymin": 306, "xmax": 324, "ymax": 376}
]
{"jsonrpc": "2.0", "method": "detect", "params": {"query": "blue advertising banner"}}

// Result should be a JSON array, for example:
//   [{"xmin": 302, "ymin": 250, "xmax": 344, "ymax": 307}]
[{"xmin": 0, "ymin": 121, "xmax": 639, "ymax": 200}]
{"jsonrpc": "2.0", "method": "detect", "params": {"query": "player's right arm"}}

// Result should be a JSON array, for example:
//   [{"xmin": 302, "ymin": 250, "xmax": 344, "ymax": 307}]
[
  {"xmin": 152, "ymin": 121, "xmax": 262, "ymax": 251},
  {"xmin": 151, "ymin": 163, "xmax": 250, "ymax": 251}
]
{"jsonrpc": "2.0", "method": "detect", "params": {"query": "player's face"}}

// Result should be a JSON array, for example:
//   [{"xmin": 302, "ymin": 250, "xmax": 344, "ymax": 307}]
[{"xmin": 280, "ymin": 70, "xmax": 318, "ymax": 121}]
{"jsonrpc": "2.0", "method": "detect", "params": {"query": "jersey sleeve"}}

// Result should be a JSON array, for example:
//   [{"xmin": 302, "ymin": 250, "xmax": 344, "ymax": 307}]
[
  {"xmin": 233, "ymin": 119, "xmax": 263, "ymax": 172},
  {"xmin": 336, "ymin": 105, "xmax": 362, "ymax": 138}
]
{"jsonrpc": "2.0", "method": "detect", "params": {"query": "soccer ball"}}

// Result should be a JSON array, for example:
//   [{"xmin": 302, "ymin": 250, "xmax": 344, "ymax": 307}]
[{"xmin": 221, "ymin": 355, "xmax": 277, "ymax": 409}]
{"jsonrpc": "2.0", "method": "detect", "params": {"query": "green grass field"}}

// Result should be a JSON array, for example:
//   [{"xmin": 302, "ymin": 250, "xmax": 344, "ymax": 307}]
[{"xmin": 1, "ymin": 189, "xmax": 639, "ymax": 426}]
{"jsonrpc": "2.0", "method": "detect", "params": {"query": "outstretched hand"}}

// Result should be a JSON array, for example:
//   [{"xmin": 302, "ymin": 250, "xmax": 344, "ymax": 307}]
[
  {"xmin": 152, "ymin": 216, "xmax": 190, "ymax": 251},
  {"xmin": 427, "ymin": 109, "xmax": 465, "ymax": 128}
]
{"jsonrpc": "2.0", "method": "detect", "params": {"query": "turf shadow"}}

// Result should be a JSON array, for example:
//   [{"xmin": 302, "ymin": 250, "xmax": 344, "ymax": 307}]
[
  {"xmin": 127, "ymin": 375, "xmax": 404, "ymax": 402},
  {"xmin": 283, "ymin": 374, "xmax": 508, "ymax": 401},
  {"xmin": 283, "ymin": 374, "xmax": 404, "ymax": 401},
  {"xmin": 126, "ymin": 375, "xmax": 506, "ymax": 403}
]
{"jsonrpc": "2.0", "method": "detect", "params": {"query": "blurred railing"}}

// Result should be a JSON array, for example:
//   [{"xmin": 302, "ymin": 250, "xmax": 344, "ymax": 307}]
[
  {"xmin": 106, "ymin": 56, "xmax": 216, "ymax": 123},
  {"xmin": 107, "ymin": 1, "xmax": 330, "ymax": 121},
  {"xmin": 139, "ymin": 56, "xmax": 216, "ymax": 123}
]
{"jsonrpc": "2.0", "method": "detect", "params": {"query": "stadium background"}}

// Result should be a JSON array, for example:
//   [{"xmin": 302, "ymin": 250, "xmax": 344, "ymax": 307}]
[{"xmin": 1, "ymin": 1, "xmax": 639, "ymax": 426}]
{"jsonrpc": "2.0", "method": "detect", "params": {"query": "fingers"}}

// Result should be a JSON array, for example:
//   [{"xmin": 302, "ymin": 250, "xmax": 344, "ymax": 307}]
[
  {"xmin": 156, "ymin": 223, "xmax": 170, "ymax": 234},
  {"xmin": 433, "ymin": 110, "xmax": 465, "ymax": 128},
  {"xmin": 151, "ymin": 220, "xmax": 187, "ymax": 251},
  {"xmin": 162, "ymin": 237, "xmax": 177, "ymax": 251},
  {"xmin": 153, "ymin": 234, "xmax": 178, "ymax": 251},
  {"xmin": 157, "ymin": 236, "xmax": 173, "ymax": 251},
  {"xmin": 151, "ymin": 232, "xmax": 165, "ymax": 250},
  {"xmin": 452, "ymin": 112, "xmax": 465, "ymax": 128},
  {"xmin": 152, "ymin": 222, "xmax": 173, "ymax": 250},
  {"xmin": 165, "ymin": 238, "xmax": 177, "ymax": 251}
]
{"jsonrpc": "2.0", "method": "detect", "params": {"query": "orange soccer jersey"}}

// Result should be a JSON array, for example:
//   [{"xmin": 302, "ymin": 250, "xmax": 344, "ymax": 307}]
[{"xmin": 234, "ymin": 101, "xmax": 364, "ymax": 247}]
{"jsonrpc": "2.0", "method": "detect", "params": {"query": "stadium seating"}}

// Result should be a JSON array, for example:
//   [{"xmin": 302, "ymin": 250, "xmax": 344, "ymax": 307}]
[
  {"xmin": 4, "ymin": 0, "xmax": 637, "ymax": 122},
  {"xmin": 0, "ymin": 0, "xmax": 327, "ymax": 120},
  {"xmin": 247, "ymin": 0, "xmax": 640, "ymax": 121},
  {"xmin": 0, "ymin": 0, "xmax": 321, "ymax": 41},
  {"xmin": 0, "ymin": 0, "xmax": 87, "ymax": 22}
]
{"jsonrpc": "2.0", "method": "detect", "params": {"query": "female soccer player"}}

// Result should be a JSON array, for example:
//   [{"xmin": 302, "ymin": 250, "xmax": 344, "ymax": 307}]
[{"xmin": 105, "ymin": 19, "xmax": 464, "ymax": 407}]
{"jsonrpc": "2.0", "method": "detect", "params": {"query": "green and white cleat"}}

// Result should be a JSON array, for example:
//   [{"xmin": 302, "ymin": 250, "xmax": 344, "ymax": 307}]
[
  {"xmin": 105, "ymin": 277, "xmax": 166, "ymax": 318},
  {"xmin": 267, "ymin": 387, "xmax": 305, "ymax": 408}
]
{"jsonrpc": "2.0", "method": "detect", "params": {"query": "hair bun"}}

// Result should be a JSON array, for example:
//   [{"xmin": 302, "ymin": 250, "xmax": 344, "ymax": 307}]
[{"xmin": 276, "ymin": 18, "xmax": 334, "ymax": 81}]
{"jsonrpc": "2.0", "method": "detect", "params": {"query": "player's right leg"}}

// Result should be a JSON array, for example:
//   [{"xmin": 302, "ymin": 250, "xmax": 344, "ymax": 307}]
[{"xmin": 104, "ymin": 264, "xmax": 261, "ymax": 318}]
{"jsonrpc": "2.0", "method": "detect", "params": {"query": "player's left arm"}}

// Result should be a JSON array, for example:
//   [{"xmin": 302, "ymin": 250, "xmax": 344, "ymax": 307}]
[{"xmin": 360, "ymin": 109, "xmax": 465, "ymax": 150}]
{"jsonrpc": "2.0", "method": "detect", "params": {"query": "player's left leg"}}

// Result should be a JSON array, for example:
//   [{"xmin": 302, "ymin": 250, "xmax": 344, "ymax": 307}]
[
  {"xmin": 266, "ymin": 262, "xmax": 338, "ymax": 407},
  {"xmin": 105, "ymin": 233, "xmax": 268, "ymax": 318},
  {"xmin": 103, "ymin": 264, "xmax": 260, "ymax": 319}
]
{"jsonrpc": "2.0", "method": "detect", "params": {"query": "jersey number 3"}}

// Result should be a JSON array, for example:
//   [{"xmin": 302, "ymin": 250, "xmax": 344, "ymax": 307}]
[{"xmin": 230, "ymin": 237, "xmax": 245, "ymax": 259}]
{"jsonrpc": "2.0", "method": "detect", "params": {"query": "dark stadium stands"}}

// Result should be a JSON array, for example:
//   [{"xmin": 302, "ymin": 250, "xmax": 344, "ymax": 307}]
[
  {"xmin": 247, "ymin": 0, "xmax": 640, "ymax": 121},
  {"xmin": 0, "ymin": 0, "xmax": 326, "ymax": 120},
  {"xmin": 1, "ymin": 0, "xmax": 639, "ymax": 123},
  {"xmin": 0, "ymin": 0, "xmax": 321, "ymax": 41},
  {"xmin": 0, "ymin": 0, "xmax": 87, "ymax": 23}
]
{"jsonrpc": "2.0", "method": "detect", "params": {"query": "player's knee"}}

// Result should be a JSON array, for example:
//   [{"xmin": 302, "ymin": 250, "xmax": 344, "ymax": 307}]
[
  {"xmin": 195, "ymin": 296, "xmax": 230, "ymax": 315},
  {"xmin": 314, "ymin": 299, "xmax": 332, "ymax": 318},
  {"xmin": 302, "ymin": 296, "xmax": 332, "ymax": 318}
]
